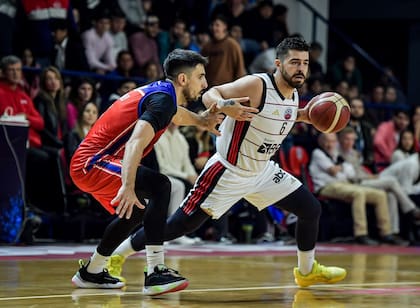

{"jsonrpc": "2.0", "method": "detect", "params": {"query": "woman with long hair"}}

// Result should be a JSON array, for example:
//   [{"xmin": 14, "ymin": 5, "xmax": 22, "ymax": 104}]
[
  {"xmin": 67, "ymin": 78, "xmax": 97, "ymax": 130},
  {"xmin": 34, "ymin": 66, "xmax": 67, "ymax": 149}
]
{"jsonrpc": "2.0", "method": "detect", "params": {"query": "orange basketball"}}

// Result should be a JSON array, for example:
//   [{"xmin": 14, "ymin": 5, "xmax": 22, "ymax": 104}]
[{"xmin": 308, "ymin": 92, "xmax": 351, "ymax": 133}]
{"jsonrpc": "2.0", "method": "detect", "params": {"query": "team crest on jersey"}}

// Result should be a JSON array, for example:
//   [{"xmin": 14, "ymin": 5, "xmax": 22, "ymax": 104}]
[{"xmin": 284, "ymin": 108, "xmax": 293, "ymax": 120}]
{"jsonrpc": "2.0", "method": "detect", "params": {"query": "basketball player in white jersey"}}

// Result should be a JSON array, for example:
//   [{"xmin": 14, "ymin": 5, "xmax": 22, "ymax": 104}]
[{"xmin": 108, "ymin": 36, "xmax": 347, "ymax": 288}]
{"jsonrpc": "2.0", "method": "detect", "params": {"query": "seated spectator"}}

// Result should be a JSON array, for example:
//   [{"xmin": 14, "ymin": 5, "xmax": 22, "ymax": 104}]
[
  {"xmin": 328, "ymin": 54, "xmax": 362, "ymax": 94},
  {"xmin": 154, "ymin": 122, "xmax": 198, "ymax": 195},
  {"xmin": 230, "ymin": 24, "xmax": 261, "ymax": 67},
  {"xmin": 51, "ymin": 19, "xmax": 89, "ymax": 72},
  {"xmin": 178, "ymin": 31, "xmax": 200, "ymax": 52},
  {"xmin": 248, "ymin": 47, "xmax": 275, "ymax": 74},
  {"xmin": 21, "ymin": 48, "xmax": 40, "ymax": 99},
  {"xmin": 374, "ymin": 109, "xmax": 410, "ymax": 170},
  {"xmin": 338, "ymin": 127, "xmax": 416, "ymax": 241},
  {"xmin": 129, "ymin": 15, "xmax": 162, "ymax": 77},
  {"xmin": 109, "ymin": 10, "xmax": 128, "ymax": 62},
  {"xmin": 34, "ymin": 66, "xmax": 67, "ymax": 149},
  {"xmin": 143, "ymin": 61, "xmax": 162, "ymax": 83},
  {"xmin": 0, "ymin": 55, "xmax": 44, "ymax": 149},
  {"xmin": 104, "ymin": 79, "xmax": 137, "ymax": 113},
  {"xmin": 0, "ymin": 56, "xmax": 66, "ymax": 212},
  {"xmin": 347, "ymin": 97, "xmax": 376, "ymax": 170},
  {"xmin": 391, "ymin": 129, "xmax": 416, "ymax": 163},
  {"xmin": 308, "ymin": 41, "xmax": 324, "ymax": 78},
  {"xmin": 365, "ymin": 84, "xmax": 386, "ymax": 126},
  {"xmin": 82, "ymin": 9, "xmax": 116, "ymax": 74},
  {"xmin": 381, "ymin": 151, "xmax": 420, "ymax": 207},
  {"xmin": 309, "ymin": 133, "xmax": 401, "ymax": 245},
  {"xmin": 64, "ymin": 102, "xmax": 98, "ymax": 164},
  {"xmin": 410, "ymin": 105, "xmax": 420, "ymax": 150},
  {"xmin": 66, "ymin": 78, "xmax": 97, "ymax": 130}
]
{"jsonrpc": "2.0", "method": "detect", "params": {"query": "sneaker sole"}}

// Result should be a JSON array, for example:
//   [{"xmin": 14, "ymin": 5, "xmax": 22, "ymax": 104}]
[
  {"xmin": 294, "ymin": 272, "xmax": 347, "ymax": 287},
  {"xmin": 71, "ymin": 272, "xmax": 125, "ymax": 289},
  {"xmin": 143, "ymin": 279, "xmax": 189, "ymax": 296}
]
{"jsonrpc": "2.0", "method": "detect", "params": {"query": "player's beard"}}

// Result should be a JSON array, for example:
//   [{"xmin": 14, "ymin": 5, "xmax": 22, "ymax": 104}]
[
  {"xmin": 281, "ymin": 68, "xmax": 306, "ymax": 89},
  {"xmin": 183, "ymin": 87, "xmax": 201, "ymax": 102}
]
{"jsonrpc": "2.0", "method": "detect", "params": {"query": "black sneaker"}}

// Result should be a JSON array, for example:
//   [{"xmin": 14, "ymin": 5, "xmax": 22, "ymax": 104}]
[
  {"xmin": 72, "ymin": 259, "xmax": 125, "ymax": 289},
  {"xmin": 143, "ymin": 264, "xmax": 189, "ymax": 296}
]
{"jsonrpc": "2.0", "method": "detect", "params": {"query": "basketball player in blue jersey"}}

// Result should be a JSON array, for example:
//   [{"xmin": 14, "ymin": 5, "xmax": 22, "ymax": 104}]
[{"xmin": 107, "ymin": 37, "xmax": 347, "ymax": 288}]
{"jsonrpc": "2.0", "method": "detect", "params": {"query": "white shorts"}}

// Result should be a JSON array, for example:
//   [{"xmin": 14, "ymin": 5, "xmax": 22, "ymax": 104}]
[{"xmin": 180, "ymin": 153, "xmax": 302, "ymax": 219}]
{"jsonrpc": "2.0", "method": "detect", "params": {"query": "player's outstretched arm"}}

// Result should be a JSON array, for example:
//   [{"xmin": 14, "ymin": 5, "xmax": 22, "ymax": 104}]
[
  {"xmin": 172, "ymin": 104, "xmax": 224, "ymax": 136},
  {"xmin": 202, "ymin": 76, "xmax": 259, "ymax": 121}
]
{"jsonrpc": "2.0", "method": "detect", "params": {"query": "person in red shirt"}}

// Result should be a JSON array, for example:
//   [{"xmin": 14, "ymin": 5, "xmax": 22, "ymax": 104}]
[
  {"xmin": 69, "ymin": 49, "xmax": 257, "ymax": 295},
  {"xmin": 0, "ymin": 55, "xmax": 44, "ymax": 148}
]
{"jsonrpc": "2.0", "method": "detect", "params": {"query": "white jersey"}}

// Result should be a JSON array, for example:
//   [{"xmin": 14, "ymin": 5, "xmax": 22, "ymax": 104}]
[{"xmin": 216, "ymin": 73, "xmax": 299, "ymax": 173}]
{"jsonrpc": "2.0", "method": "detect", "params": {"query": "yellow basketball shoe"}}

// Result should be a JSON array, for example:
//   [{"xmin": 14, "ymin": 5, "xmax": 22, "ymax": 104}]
[
  {"xmin": 107, "ymin": 255, "xmax": 126, "ymax": 283},
  {"xmin": 293, "ymin": 260, "xmax": 346, "ymax": 287}
]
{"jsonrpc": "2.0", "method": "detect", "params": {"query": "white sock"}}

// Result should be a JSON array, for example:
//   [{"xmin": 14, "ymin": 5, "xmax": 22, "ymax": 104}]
[
  {"xmin": 87, "ymin": 250, "xmax": 109, "ymax": 274},
  {"xmin": 297, "ymin": 249, "xmax": 315, "ymax": 275},
  {"xmin": 113, "ymin": 237, "xmax": 137, "ymax": 259},
  {"xmin": 145, "ymin": 245, "xmax": 164, "ymax": 275}
]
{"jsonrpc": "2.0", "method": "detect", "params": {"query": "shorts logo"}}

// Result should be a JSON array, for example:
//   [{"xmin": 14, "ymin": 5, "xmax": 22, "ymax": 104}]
[
  {"xmin": 284, "ymin": 108, "xmax": 293, "ymax": 120},
  {"xmin": 257, "ymin": 142, "xmax": 281, "ymax": 155},
  {"xmin": 273, "ymin": 170, "xmax": 286, "ymax": 183}
]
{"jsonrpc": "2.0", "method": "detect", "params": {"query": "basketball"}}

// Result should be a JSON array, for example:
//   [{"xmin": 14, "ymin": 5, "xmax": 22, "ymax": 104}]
[{"xmin": 308, "ymin": 92, "xmax": 351, "ymax": 133}]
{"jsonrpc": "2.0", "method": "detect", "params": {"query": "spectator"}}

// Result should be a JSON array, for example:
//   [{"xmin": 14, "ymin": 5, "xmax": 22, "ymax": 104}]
[
  {"xmin": 347, "ymin": 97, "xmax": 376, "ymax": 170},
  {"xmin": 384, "ymin": 85, "xmax": 399, "ymax": 104},
  {"xmin": 366, "ymin": 84, "xmax": 387, "ymax": 126},
  {"xmin": 50, "ymin": 19, "xmax": 89, "ymax": 72},
  {"xmin": 409, "ymin": 105, "xmax": 420, "ymax": 149},
  {"xmin": 109, "ymin": 11, "xmax": 128, "ymax": 62},
  {"xmin": 67, "ymin": 78, "xmax": 97, "ymax": 130},
  {"xmin": 33, "ymin": 66, "xmax": 67, "ymax": 150},
  {"xmin": 104, "ymin": 79, "xmax": 137, "ymax": 113},
  {"xmin": 391, "ymin": 129, "xmax": 416, "ymax": 163},
  {"xmin": 328, "ymin": 54, "xmax": 363, "ymax": 94},
  {"xmin": 374, "ymin": 109, "xmax": 410, "ymax": 170},
  {"xmin": 20, "ymin": 48, "xmax": 40, "ymax": 99},
  {"xmin": 129, "ymin": 15, "xmax": 163, "ymax": 76},
  {"xmin": 0, "ymin": 55, "xmax": 44, "ymax": 148},
  {"xmin": 178, "ymin": 31, "xmax": 200, "ymax": 52},
  {"xmin": 309, "ymin": 133, "xmax": 399, "ymax": 245},
  {"xmin": 108, "ymin": 51, "xmax": 136, "ymax": 79},
  {"xmin": 200, "ymin": 14, "xmax": 246, "ymax": 86},
  {"xmin": 19, "ymin": 0, "xmax": 71, "ymax": 67},
  {"xmin": 0, "ymin": 0, "xmax": 17, "ymax": 59},
  {"xmin": 117, "ymin": 0, "xmax": 146, "ymax": 33},
  {"xmin": 230, "ymin": 24, "xmax": 261, "ymax": 66},
  {"xmin": 338, "ymin": 127, "xmax": 415, "ymax": 241},
  {"xmin": 381, "ymin": 151, "xmax": 420, "ymax": 206},
  {"xmin": 64, "ymin": 102, "xmax": 99, "ymax": 164},
  {"xmin": 82, "ymin": 9, "xmax": 116, "ymax": 74},
  {"xmin": 154, "ymin": 122, "xmax": 198, "ymax": 195},
  {"xmin": 309, "ymin": 42, "xmax": 324, "ymax": 78},
  {"xmin": 243, "ymin": 0, "xmax": 277, "ymax": 50},
  {"xmin": 143, "ymin": 61, "xmax": 162, "ymax": 83}
]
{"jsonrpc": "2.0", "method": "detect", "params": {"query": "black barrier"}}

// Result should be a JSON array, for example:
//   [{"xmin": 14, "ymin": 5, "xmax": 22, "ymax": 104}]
[{"xmin": 0, "ymin": 119, "xmax": 28, "ymax": 243}]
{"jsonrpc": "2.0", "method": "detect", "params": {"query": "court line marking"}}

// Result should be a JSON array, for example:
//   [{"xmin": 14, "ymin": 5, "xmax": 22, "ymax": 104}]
[{"xmin": 1, "ymin": 281, "xmax": 420, "ymax": 301}]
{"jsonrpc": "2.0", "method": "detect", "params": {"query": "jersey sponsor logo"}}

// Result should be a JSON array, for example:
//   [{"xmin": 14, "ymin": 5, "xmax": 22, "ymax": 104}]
[
  {"xmin": 257, "ymin": 142, "xmax": 281, "ymax": 155},
  {"xmin": 284, "ymin": 107, "xmax": 293, "ymax": 120},
  {"xmin": 273, "ymin": 169, "xmax": 286, "ymax": 183}
]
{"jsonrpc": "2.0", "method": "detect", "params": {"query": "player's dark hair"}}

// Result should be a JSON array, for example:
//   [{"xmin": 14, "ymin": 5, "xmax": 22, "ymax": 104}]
[
  {"xmin": 275, "ymin": 36, "xmax": 310, "ymax": 61},
  {"xmin": 163, "ymin": 49, "xmax": 208, "ymax": 80}
]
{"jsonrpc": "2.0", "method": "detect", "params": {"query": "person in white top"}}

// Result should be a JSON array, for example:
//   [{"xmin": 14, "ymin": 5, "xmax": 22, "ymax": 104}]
[
  {"xmin": 310, "ymin": 133, "xmax": 404, "ymax": 245},
  {"xmin": 338, "ymin": 126, "xmax": 418, "ymax": 239},
  {"xmin": 108, "ymin": 37, "xmax": 347, "ymax": 288}
]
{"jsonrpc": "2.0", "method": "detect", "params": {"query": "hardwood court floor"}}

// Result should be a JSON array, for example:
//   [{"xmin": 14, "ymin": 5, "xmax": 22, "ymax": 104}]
[{"xmin": 0, "ymin": 243, "xmax": 419, "ymax": 307}]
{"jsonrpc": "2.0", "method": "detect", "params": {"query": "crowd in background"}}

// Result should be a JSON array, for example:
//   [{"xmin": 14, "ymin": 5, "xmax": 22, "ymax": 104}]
[{"xmin": 0, "ymin": 0, "xmax": 418, "ymax": 245}]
